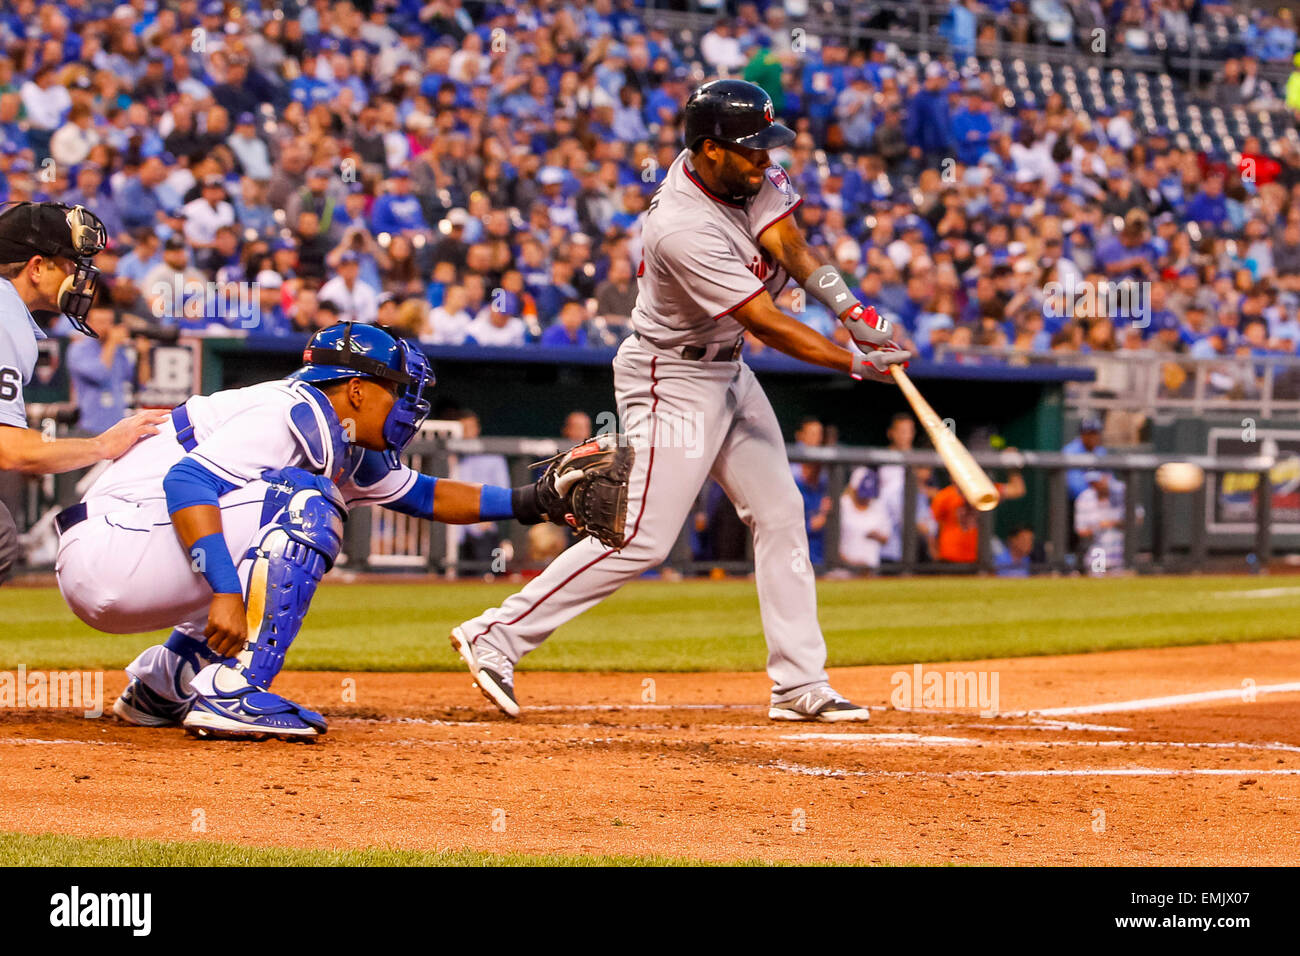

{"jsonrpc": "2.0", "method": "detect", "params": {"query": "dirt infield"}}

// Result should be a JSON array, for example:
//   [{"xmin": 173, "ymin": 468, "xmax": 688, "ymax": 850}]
[{"xmin": 2, "ymin": 640, "xmax": 1300, "ymax": 865}]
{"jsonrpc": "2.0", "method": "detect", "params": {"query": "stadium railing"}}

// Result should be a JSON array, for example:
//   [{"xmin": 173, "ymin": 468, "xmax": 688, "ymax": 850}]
[
  {"xmin": 346, "ymin": 434, "xmax": 1277, "ymax": 580},
  {"xmin": 933, "ymin": 345, "xmax": 1300, "ymax": 417}
]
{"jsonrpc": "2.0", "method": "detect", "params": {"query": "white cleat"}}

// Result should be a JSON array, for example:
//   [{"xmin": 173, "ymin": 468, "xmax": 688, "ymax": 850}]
[
  {"xmin": 450, "ymin": 626, "xmax": 520, "ymax": 717},
  {"xmin": 769, "ymin": 685, "xmax": 871, "ymax": 722}
]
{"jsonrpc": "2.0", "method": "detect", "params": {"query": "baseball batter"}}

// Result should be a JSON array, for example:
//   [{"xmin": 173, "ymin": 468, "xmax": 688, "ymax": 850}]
[
  {"xmin": 453, "ymin": 80, "xmax": 911, "ymax": 722},
  {"xmin": 53, "ymin": 322, "xmax": 626, "ymax": 739}
]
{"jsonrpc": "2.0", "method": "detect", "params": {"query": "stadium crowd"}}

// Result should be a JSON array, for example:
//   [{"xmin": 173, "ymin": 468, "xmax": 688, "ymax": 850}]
[{"xmin": 1, "ymin": 0, "xmax": 1300, "ymax": 382}]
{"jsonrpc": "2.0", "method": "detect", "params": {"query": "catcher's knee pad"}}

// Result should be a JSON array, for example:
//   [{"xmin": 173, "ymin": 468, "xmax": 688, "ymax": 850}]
[{"xmin": 241, "ymin": 469, "xmax": 347, "ymax": 688}]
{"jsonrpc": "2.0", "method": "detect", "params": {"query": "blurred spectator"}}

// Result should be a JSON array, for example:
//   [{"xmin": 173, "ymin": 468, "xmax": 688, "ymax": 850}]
[
  {"xmin": 319, "ymin": 251, "xmax": 379, "ymax": 323},
  {"xmin": 66, "ymin": 305, "xmax": 148, "ymax": 435},
  {"xmin": 562, "ymin": 411, "xmax": 594, "ymax": 444},
  {"xmin": 183, "ymin": 175, "xmax": 236, "ymax": 254},
  {"xmin": 994, "ymin": 525, "xmax": 1035, "ymax": 577},
  {"xmin": 466, "ymin": 291, "xmax": 526, "ymax": 347},
  {"xmin": 877, "ymin": 413, "xmax": 934, "ymax": 563},
  {"xmin": 1075, "ymin": 471, "xmax": 1141, "ymax": 575},
  {"xmin": 932, "ymin": 465, "xmax": 1026, "ymax": 563},
  {"xmin": 790, "ymin": 417, "xmax": 832, "ymax": 566},
  {"xmin": 540, "ymin": 301, "xmax": 590, "ymax": 347},
  {"xmin": 594, "ymin": 256, "xmax": 638, "ymax": 335},
  {"xmin": 252, "ymin": 271, "xmax": 291, "ymax": 338},
  {"xmin": 838, "ymin": 467, "xmax": 892, "ymax": 572},
  {"xmin": 451, "ymin": 411, "xmax": 510, "ymax": 573},
  {"xmin": 1064, "ymin": 416, "xmax": 1108, "ymax": 500},
  {"xmin": 426, "ymin": 285, "xmax": 474, "ymax": 346}
]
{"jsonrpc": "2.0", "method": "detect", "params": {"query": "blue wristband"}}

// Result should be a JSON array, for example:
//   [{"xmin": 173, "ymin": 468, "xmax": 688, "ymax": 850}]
[
  {"xmin": 190, "ymin": 532, "xmax": 242, "ymax": 595},
  {"xmin": 478, "ymin": 484, "xmax": 515, "ymax": 521}
]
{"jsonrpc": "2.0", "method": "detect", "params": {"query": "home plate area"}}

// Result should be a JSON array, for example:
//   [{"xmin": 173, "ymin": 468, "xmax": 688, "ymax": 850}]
[{"xmin": 2, "ymin": 642, "xmax": 1299, "ymax": 865}]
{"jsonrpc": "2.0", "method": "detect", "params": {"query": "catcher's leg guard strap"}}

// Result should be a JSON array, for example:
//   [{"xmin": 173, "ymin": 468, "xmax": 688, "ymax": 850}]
[{"xmin": 241, "ymin": 472, "xmax": 346, "ymax": 688}]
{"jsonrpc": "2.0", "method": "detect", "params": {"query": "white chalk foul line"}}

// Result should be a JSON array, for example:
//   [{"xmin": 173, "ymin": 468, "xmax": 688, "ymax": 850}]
[
  {"xmin": 779, "ymin": 733, "xmax": 1300, "ymax": 753},
  {"xmin": 783, "ymin": 732, "xmax": 979, "ymax": 746},
  {"xmin": 771, "ymin": 760, "xmax": 1300, "ymax": 779},
  {"xmin": 1021, "ymin": 681, "xmax": 1300, "ymax": 717},
  {"xmin": 1210, "ymin": 586, "xmax": 1300, "ymax": 599}
]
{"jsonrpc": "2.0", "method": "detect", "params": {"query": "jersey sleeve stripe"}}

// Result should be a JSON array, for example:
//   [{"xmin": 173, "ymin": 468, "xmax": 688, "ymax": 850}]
[
  {"xmin": 711, "ymin": 286, "xmax": 764, "ymax": 321},
  {"xmin": 755, "ymin": 197, "xmax": 804, "ymax": 241}
]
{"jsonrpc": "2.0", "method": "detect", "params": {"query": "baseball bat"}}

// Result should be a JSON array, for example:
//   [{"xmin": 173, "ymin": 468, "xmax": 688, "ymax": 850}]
[{"xmin": 889, "ymin": 365, "xmax": 1001, "ymax": 512}]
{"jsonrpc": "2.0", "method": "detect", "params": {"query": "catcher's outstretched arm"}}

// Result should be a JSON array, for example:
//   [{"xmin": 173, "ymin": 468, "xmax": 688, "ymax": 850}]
[{"xmin": 381, "ymin": 474, "xmax": 553, "ymax": 526}]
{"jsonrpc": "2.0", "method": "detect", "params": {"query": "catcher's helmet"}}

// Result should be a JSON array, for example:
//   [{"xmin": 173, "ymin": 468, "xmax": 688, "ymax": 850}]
[
  {"xmin": 290, "ymin": 322, "xmax": 433, "ymax": 467},
  {"xmin": 683, "ymin": 79, "xmax": 795, "ymax": 151},
  {"xmin": 0, "ymin": 201, "xmax": 108, "ymax": 337}
]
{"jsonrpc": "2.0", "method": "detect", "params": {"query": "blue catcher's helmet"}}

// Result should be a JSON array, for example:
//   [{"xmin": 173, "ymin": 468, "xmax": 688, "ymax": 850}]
[{"xmin": 289, "ymin": 322, "xmax": 433, "ymax": 467}]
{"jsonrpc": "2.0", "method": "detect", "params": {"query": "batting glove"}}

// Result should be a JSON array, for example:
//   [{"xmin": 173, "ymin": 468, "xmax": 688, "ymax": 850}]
[
  {"xmin": 850, "ymin": 343, "xmax": 912, "ymax": 382},
  {"xmin": 841, "ymin": 302, "xmax": 893, "ymax": 352}
]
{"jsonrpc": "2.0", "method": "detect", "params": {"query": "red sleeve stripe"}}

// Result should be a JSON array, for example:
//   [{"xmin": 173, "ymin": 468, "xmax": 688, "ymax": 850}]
[
  {"xmin": 756, "ymin": 197, "xmax": 804, "ymax": 241},
  {"xmin": 637, "ymin": 258, "xmax": 645, "ymax": 277},
  {"xmin": 711, "ymin": 285, "xmax": 764, "ymax": 321}
]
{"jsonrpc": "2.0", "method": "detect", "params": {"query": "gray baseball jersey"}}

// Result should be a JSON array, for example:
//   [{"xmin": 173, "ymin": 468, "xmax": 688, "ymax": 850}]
[
  {"xmin": 630, "ymin": 150, "xmax": 803, "ymax": 348},
  {"xmin": 0, "ymin": 276, "xmax": 43, "ymax": 428},
  {"xmin": 459, "ymin": 148, "xmax": 841, "ymax": 705}
]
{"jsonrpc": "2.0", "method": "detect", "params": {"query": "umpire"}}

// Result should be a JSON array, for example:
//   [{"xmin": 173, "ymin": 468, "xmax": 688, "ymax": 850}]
[{"xmin": 0, "ymin": 200, "xmax": 167, "ymax": 584}]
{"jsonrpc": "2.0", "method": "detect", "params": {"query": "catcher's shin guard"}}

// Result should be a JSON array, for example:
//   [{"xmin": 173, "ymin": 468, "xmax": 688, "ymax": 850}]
[
  {"xmin": 241, "ymin": 469, "xmax": 347, "ymax": 688},
  {"xmin": 182, "ymin": 471, "xmax": 345, "ymax": 739}
]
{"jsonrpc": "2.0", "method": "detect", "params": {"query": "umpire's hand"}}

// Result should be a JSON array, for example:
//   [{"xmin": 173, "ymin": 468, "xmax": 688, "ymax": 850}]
[
  {"xmin": 95, "ymin": 409, "xmax": 171, "ymax": 462},
  {"xmin": 205, "ymin": 593, "xmax": 249, "ymax": 658}
]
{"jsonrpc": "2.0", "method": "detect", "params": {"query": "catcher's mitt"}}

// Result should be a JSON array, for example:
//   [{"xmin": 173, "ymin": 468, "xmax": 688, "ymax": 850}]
[{"xmin": 534, "ymin": 433, "xmax": 635, "ymax": 549}]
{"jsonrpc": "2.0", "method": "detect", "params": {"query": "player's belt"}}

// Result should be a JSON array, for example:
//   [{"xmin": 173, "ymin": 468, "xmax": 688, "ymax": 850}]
[
  {"xmin": 55, "ymin": 407, "xmax": 199, "ymax": 535},
  {"xmin": 54, "ymin": 502, "xmax": 88, "ymax": 535},
  {"xmin": 634, "ymin": 332, "xmax": 742, "ymax": 362},
  {"xmin": 171, "ymin": 404, "xmax": 198, "ymax": 451}
]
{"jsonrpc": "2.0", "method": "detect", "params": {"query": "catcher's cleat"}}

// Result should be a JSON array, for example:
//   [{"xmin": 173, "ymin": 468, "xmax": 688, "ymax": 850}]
[
  {"xmin": 113, "ymin": 677, "xmax": 193, "ymax": 727},
  {"xmin": 769, "ymin": 685, "xmax": 871, "ymax": 723},
  {"xmin": 182, "ymin": 663, "xmax": 326, "ymax": 740},
  {"xmin": 450, "ymin": 626, "xmax": 519, "ymax": 717}
]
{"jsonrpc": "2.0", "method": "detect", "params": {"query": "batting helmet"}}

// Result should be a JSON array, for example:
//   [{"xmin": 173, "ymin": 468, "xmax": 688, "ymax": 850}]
[
  {"xmin": 290, "ymin": 322, "xmax": 434, "ymax": 467},
  {"xmin": 683, "ymin": 79, "xmax": 795, "ymax": 151}
]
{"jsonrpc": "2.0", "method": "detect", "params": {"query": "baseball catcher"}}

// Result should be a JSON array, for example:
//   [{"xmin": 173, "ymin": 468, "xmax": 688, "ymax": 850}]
[{"xmin": 53, "ymin": 321, "xmax": 629, "ymax": 738}]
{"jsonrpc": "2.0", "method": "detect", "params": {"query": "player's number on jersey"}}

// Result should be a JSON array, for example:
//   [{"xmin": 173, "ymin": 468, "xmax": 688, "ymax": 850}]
[{"xmin": 0, "ymin": 367, "xmax": 19, "ymax": 402}]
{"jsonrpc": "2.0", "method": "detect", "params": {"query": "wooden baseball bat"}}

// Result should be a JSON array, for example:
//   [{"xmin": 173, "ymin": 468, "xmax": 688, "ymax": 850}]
[{"xmin": 890, "ymin": 365, "xmax": 1000, "ymax": 512}]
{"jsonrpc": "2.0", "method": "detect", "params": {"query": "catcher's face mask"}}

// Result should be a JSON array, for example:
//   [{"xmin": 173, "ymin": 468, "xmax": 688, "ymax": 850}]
[{"xmin": 380, "ymin": 339, "xmax": 433, "ymax": 468}]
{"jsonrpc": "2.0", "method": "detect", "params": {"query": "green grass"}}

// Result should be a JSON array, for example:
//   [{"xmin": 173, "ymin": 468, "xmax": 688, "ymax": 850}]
[
  {"xmin": 0, "ymin": 832, "xmax": 779, "ymax": 867},
  {"xmin": 4, "ymin": 575, "xmax": 1299, "ymax": 673}
]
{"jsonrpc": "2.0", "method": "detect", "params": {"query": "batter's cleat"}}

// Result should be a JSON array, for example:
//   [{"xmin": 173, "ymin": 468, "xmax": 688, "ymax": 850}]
[
  {"xmin": 113, "ymin": 677, "xmax": 193, "ymax": 727},
  {"xmin": 769, "ymin": 685, "xmax": 872, "ymax": 723},
  {"xmin": 450, "ymin": 626, "xmax": 519, "ymax": 717},
  {"xmin": 181, "ymin": 664, "xmax": 326, "ymax": 740}
]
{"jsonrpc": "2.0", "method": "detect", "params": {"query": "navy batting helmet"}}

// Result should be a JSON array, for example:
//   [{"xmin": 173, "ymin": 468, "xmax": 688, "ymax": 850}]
[
  {"xmin": 290, "ymin": 322, "xmax": 433, "ymax": 467},
  {"xmin": 683, "ymin": 79, "xmax": 795, "ymax": 151}
]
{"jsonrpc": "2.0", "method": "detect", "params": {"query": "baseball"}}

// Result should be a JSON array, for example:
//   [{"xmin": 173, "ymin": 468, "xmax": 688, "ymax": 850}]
[{"xmin": 1155, "ymin": 462, "xmax": 1205, "ymax": 493}]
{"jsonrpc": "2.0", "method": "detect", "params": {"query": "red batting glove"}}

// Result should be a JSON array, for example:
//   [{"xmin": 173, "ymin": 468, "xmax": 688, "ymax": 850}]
[{"xmin": 841, "ymin": 302, "xmax": 894, "ymax": 352}]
